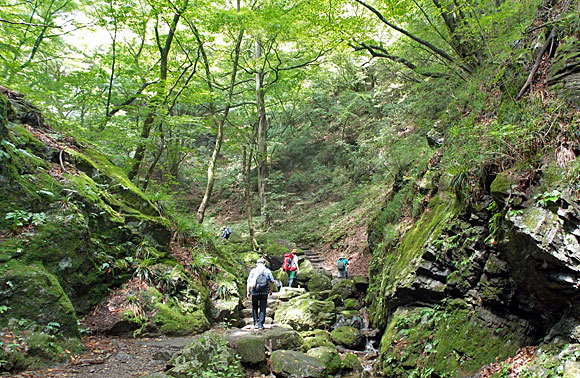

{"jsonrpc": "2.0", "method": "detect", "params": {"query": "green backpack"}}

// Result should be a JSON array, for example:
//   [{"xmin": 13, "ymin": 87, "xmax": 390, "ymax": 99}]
[{"xmin": 337, "ymin": 259, "xmax": 346, "ymax": 270}]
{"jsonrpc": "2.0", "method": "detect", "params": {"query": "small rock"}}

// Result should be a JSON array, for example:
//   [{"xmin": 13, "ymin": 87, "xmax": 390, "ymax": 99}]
[{"xmin": 152, "ymin": 350, "xmax": 172, "ymax": 361}]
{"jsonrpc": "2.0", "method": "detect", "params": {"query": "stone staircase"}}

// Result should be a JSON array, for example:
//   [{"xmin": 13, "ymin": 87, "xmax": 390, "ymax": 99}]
[
  {"xmin": 240, "ymin": 291, "xmax": 280, "ymax": 329},
  {"xmin": 239, "ymin": 288, "xmax": 307, "ymax": 329},
  {"xmin": 302, "ymin": 249, "xmax": 329, "ymax": 272}
]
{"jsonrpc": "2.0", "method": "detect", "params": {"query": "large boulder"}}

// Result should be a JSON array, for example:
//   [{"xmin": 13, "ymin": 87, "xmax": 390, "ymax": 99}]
[
  {"xmin": 224, "ymin": 328, "xmax": 265, "ymax": 364},
  {"xmin": 307, "ymin": 270, "xmax": 332, "ymax": 292},
  {"xmin": 296, "ymin": 259, "xmax": 315, "ymax": 284},
  {"xmin": 329, "ymin": 279, "xmax": 357, "ymax": 300},
  {"xmin": 331, "ymin": 326, "xmax": 366, "ymax": 351},
  {"xmin": 306, "ymin": 346, "xmax": 342, "ymax": 375},
  {"xmin": 0, "ymin": 261, "xmax": 79, "ymax": 337},
  {"xmin": 264, "ymin": 326, "xmax": 304, "ymax": 351},
  {"xmin": 271, "ymin": 350, "xmax": 326, "ymax": 378},
  {"xmin": 275, "ymin": 295, "xmax": 336, "ymax": 331},
  {"xmin": 166, "ymin": 331, "xmax": 243, "ymax": 377}
]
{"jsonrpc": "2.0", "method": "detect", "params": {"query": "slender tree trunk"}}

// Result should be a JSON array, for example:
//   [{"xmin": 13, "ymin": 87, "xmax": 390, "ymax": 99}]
[
  {"xmin": 244, "ymin": 146, "xmax": 259, "ymax": 251},
  {"xmin": 254, "ymin": 40, "xmax": 269, "ymax": 223},
  {"xmin": 143, "ymin": 131, "xmax": 166, "ymax": 191},
  {"xmin": 196, "ymin": 13, "xmax": 244, "ymax": 224},
  {"xmin": 128, "ymin": 3, "xmax": 187, "ymax": 180},
  {"xmin": 103, "ymin": 9, "xmax": 118, "ymax": 128}
]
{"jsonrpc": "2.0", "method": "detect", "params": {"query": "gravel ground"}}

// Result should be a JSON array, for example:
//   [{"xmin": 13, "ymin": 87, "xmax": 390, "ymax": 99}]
[{"xmin": 8, "ymin": 336, "xmax": 197, "ymax": 378}]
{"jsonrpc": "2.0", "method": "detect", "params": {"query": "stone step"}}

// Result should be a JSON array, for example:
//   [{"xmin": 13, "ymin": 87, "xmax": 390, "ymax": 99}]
[
  {"xmin": 241, "ymin": 308, "xmax": 277, "ymax": 318},
  {"xmin": 242, "ymin": 299, "xmax": 280, "ymax": 310},
  {"xmin": 240, "ymin": 317, "xmax": 273, "ymax": 326}
]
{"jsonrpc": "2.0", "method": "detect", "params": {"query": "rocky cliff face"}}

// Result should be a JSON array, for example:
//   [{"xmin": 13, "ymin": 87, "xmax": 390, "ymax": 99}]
[
  {"xmin": 0, "ymin": 87, "xmax": 220, "ymax": 371},
  {"xmin": 367, "ymin": 150, "xmax": 580, "ymax": 376}
]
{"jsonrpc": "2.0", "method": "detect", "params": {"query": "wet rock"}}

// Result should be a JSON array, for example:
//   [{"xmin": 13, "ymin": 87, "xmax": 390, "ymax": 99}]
[
  {"xmin": 271, "ymin": 349, "xmax": 325, "ymax": 378},
  {"xmin": 333, "ymin": 310, "xmax": 364, "ymax": 330}
]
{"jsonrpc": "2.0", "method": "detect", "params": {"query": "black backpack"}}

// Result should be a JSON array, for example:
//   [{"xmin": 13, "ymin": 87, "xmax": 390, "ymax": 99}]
[{"xmin": 254, "ymin": 271, "xmax": 269, "ymax": 292}]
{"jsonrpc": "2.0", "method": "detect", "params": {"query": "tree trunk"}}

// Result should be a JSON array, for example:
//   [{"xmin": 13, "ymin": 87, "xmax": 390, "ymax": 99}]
[
  {"xmin": 255, "ymin": 40, "xmax": 269, "ymax": 223},
  {"xmin": 244, "ymin": 146, "xmax": 259, "ymax": 251},
  {"xmin": 196, "ymin": 16, "xmax": 244, "ymax": 224},
  {"xmin": 127, "ymin": 3, "xmax": 186, "ymax": 181}
]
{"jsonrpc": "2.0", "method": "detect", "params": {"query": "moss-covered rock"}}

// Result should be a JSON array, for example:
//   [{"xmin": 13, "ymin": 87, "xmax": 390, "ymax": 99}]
[
  {"xmin": 519, "ymin": 342, "xmax": 580, "ymax": 378},
  {"xmin": 296, "ymin": 259, "xmax": 315, "ymax": 284},
  {"xmin": 341, "ymin": 353, "xmax": 363, "ymax": 372},
  {"xmin": 377, "ymin": 301, "xmax": 527, "ymax": 377},
  {"xmin": 275, "ymin": 295, "xmax": 336, "ymax": 331},
  {"xmin": 331, "ymin": 326, "xmax": 366, "ymax": 351},
  {"xmin": 264, "ymin": 326, "xmax": 304, "ymax": 351},
  {"xmin": 0, "ymin": 260, "xmax": 79, "ymax": 337},
  {"xmin": 367, "ymin": 193, "xmax": 460, "ymax": 329},
  {"xmin": 153, "ymin": 303, "xmax": 210, "ymax": 336},
  {"xmin": 166, "ymin": 331, "xmax": 243, "ymax": 377},
  {"xmin": 306, "ymin": 346, "xmax": 342, "ymax": 375},
  {"xmin": 343, "ymin": 298, "xmax": 360, "ymax": 310},
  {"xmin": 271, "ymin": 349, "xmax": 325, "ymax": 378},
  {"xmin": 307, "ymin": 270, "xmax": 332, "ymax": 292},
  {"xmin": 273, "ymin": 268, "xmax": 290, "ymax": 287},
  {"xmin": 301, "ymin": 329, "xmax": 335, "ymax": 351},
  {"xmin": 224, "ymin": 328, "xmax": 265, "ymax": 365},
  {"xmin": 329, "ymin": 279, "xmax": 357, "ymax": 300}
]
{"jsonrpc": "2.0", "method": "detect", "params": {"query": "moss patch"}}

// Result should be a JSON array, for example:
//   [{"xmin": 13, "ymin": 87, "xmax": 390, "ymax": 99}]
[
  {"xmin": 0, "ymin": 260, "xmax": 79, "ymax": 337},
  {"xmin": 378, "ymin": 301, "xmax": 526, "ymax": 378}
]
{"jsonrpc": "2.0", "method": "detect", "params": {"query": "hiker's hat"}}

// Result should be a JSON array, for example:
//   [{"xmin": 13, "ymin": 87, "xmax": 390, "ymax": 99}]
[{"xmin": 257, "ymin": 258, "xmax": 266, "ymax": 265}]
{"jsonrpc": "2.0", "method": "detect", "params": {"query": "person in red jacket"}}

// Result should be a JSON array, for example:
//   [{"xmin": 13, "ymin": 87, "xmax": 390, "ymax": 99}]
[{"xmin": 282, "ymin": 249, "xmax": 300, "ymax": 287}]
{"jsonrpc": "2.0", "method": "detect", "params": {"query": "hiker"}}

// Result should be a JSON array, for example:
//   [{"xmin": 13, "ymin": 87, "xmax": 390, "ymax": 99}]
[
  {"xmin": 246, "ymin": 258, "xmax": 274, "ymax": 330},
  {"xmin": 221, "ymin": 226, "xmax": 231, "ymax": 241},
  {"xmin": 282, "ymin": 249, "xmax": 300, "ymax": 287},
  {"xmin": 337, "ymin": 254, "xmax": 349, "ymax": 278}
]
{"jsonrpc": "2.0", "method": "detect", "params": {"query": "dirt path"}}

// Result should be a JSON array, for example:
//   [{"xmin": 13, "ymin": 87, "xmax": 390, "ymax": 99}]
[{"xmin": 10, "ymin": 335, "xmax": 198, "ymax": 378}]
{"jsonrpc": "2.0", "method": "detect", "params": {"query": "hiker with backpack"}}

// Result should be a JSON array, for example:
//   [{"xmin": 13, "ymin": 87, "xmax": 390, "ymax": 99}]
[
  {"xmin": 246, "ymin": 258, "xmax": 274, "ymax": 330},
  {"xmin": 221, "ymin": 226, "xmax": 231, "ymax": 241},
  {"xmin": 337, "ymin": 254, "xmax": 349, "ymax": 278},
  {"xmin": 282, "ymin": 249, "xmax": 300, "ymax": 288}
]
